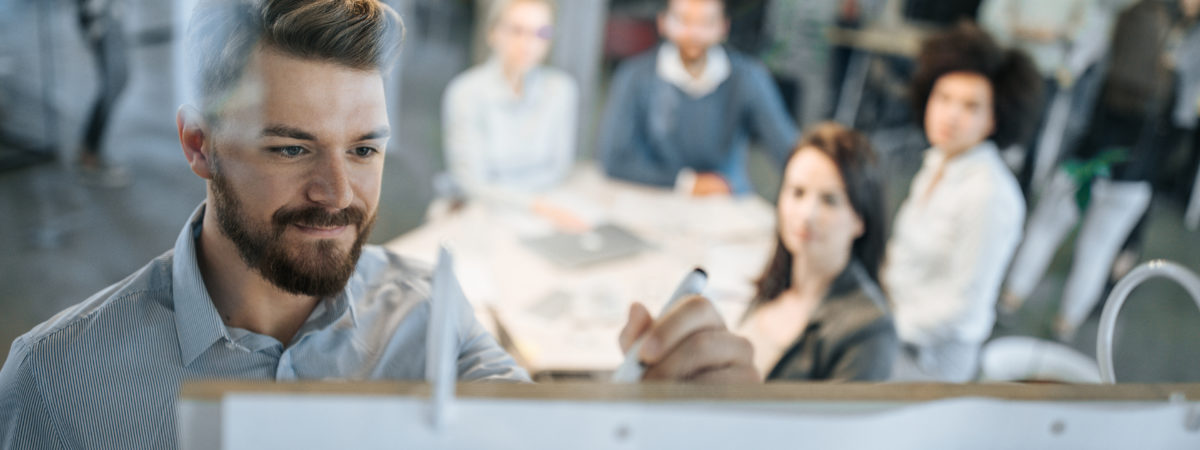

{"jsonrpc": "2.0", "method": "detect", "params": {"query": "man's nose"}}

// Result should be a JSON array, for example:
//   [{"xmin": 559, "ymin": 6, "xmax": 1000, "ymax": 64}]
[{"xmin": 306, "ymin": 153, "xmax": 354, "ymax": 210}]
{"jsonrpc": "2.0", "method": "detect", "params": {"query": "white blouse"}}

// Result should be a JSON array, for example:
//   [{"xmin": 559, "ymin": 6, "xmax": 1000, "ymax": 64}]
[{"xmin": 883, "ymin": 141, "xmax": 1025, "ymax": 349}]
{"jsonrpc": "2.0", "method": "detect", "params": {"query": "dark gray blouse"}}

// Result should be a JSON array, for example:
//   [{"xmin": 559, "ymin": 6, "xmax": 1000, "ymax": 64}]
[{"xmin": 754, "ymin": 269, "xmax": 899, "ymax": 382}]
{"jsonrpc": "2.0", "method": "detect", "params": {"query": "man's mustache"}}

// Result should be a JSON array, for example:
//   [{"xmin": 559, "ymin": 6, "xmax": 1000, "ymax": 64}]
[{"xmin": 273, "ymin": 206, "xmax": 366, "ymax": 230}]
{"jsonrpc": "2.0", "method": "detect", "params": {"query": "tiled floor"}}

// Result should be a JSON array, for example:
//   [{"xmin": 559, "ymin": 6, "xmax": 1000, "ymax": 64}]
[{"xmin": 2, "ymin": 4, "xmax": 1198, "ymax": 383}]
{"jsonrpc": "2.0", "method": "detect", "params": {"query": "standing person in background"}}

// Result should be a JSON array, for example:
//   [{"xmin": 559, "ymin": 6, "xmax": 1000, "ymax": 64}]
[
  {"xmin": 1039, "ymin": 0, "xmax": 1200, "ymax": 339},
  {"xmin": 76, "ymin": 0, "xmax": 131, "ymax": 188},
  {"xmin": 759, "ymin": 0, "xmax": 840, "ymax": 129},
  {"xmin": 598, "ymin": 0, "xmax": 797, "ymax": 197},
  {"xmin": 738, "ymin": 122, "xmax": 897, "ymax": 382},
  {"xmin": 978, "ymin": 0, "xmax": 1090, "ymax": 198},
  {"xmin": 884, "ymin": 23, "xmax": 1042, "ymax": 382},
  {"xmin": 442, "ymin": 0, "xmax": 583, "ymax": 229}
]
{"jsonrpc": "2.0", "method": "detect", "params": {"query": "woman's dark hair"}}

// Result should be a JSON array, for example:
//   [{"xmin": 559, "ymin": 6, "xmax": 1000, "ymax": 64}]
[
  {"xmin": 751, "ymin": 122, "xmax": 887, "ymax": 306},
  {"xmin": 909, "ymin": 21, "xmax": 1043, "ymax": 149}
]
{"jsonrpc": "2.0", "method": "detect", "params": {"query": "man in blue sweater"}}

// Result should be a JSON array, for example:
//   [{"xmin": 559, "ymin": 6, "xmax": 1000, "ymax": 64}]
[{"xmin": 599, "ymin": 0, "xmax": 798, "ymax": 196}]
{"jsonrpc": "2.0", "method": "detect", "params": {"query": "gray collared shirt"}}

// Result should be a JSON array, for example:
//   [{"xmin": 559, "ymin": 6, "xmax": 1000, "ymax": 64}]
[{"xmin": 0, "ymin": 204, "xmax": 528, "ymax": 449}]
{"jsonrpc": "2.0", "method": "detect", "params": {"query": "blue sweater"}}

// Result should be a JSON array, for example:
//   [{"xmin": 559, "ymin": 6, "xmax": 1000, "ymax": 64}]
[{"xmin": 598, "ymin": 44, "xmax": 798, "ymax": 195}]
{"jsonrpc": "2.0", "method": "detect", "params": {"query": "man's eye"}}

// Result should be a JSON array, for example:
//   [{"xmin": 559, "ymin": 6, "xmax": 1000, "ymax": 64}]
[
  {"xmin": 354, "ymin": 147, "xmax": 378, "ymax": 158},
  {"xmin": 273, "ymin": 146, "xmax": 305, "ymax": 157}
]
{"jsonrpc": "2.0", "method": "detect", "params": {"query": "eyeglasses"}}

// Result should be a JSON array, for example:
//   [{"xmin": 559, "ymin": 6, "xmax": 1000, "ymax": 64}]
[
  {"xmin": 664, "ymin": 13, "xmax": 723, "ymax": 39},
  {"xmin": 496, "ymin": 23, "xmax": 554, "ymax": 41}
]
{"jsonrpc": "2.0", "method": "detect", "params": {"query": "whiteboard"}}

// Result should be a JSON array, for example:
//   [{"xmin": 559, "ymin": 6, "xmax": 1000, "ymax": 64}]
[{"xmin": 178, "ymin": 382, "xmax": 1200, "ymax": 450}]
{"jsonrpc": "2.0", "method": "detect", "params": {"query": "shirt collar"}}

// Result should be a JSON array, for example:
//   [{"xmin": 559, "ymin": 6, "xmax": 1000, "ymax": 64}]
[
  {"xmin": 172, "ymin": 203, "xmax": 234, "ymax": 366},
  {"xmin": 926, "ymin": 140, "xmax": 998, "ymax": 173},
  {"xmin": 306, "ymin": 269, "xmax": 363, "ymax": 333},
  {"xmin": 171, "ymin": 203, "xmax": 363, "ymax": 365},
  {"xmin": 656, "ymin": 42, "xmax": 731, "ymax": 98},
  {"xmin": 809, "ymin": 260, "xmax": 888, "ymax": 324}
]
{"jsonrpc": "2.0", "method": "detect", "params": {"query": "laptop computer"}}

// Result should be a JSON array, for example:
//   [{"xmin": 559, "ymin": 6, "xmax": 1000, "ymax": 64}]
[{"xmin": 521, "ymin": 223, "xmax": 649, "ymax": 268}]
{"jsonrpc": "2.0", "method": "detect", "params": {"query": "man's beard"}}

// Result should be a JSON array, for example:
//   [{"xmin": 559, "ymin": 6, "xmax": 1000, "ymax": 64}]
[{"xmin": 209, "ymin": 162, "xmax": 375, "ymax": 298}]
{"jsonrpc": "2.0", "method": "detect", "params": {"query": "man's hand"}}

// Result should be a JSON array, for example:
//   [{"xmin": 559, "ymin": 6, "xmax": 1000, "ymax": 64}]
[
  {"xmin": 692, "ymin": 173, "xmax": 732, "ymax": 196},
  {"xmin": 618, "ymin": 296, "xmax": 758, "ymax": 382}
]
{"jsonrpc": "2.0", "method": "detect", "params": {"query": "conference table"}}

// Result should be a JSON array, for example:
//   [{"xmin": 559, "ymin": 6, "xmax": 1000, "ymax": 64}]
[{"xmin": 385, "ymin": 164, "xmax": 777, "ymax": 376}]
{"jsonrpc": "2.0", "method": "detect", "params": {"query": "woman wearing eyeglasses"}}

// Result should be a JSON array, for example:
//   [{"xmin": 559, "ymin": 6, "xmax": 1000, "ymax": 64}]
[{"xmin": 442, "ymin": 0, "xmax": 582, "ymax": 227}]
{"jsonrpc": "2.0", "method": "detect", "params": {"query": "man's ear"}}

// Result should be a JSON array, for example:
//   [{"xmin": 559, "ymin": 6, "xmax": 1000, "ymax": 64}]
[{"xmin": 177, "ymin": 105, "xmax": 214, "ymax": 180}]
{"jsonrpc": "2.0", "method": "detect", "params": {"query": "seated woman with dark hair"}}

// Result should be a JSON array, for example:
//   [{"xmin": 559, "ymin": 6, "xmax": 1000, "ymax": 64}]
[
  {"xmin": 737, "ymin": 122, "xmax": 898, "ymax": 381},
  {"xmin": 883, "ymin": 22, "xmax": 1043, "ymax": 382}
]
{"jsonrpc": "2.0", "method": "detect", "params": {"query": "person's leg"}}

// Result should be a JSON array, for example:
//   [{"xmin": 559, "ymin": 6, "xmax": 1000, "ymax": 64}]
[
  {"xmin": 796, "ymin": 66, "xmax": 830, "ymax": 130},
  {"xmin": 1002, "ymin": 170, "xmax": 1082, "ymax": 312},
  {"xmin": 1110, "ymin": 115, "xmax": 1179, "ymax": 277},
  {"xmin": 1016, "ymin": 78, "xmax": 1059, "ymax": 199},
  {"xmin": 1056, "ymin": 178, "xmax": 1153, "ymax": 340},
  {"xmin": 1061, "ymin": 64, "xmax": 1106, "ymax": 159},
  {"xmin": 78, "ymin": 10, "xmax": 131, "ymax": 187},
  {"xmin": 1029, "ymin": 87, "xmax": 1073, "ymax": 195},
  {"xmin": 1188, "ymin": 130, "xmax": 1200, "ymax": 230},
  {"xmin": 1188, "ymin": 156, "xmax": 1200, "ymax": 230}
]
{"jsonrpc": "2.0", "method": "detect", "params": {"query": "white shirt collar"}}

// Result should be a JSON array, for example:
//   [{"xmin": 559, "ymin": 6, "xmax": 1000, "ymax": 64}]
[
  {"xmin": 927, "ymin": 140, "xmax": 999, "ymax": 173},
  {"xmin": 656, "ymin": 42, "xmax": 731, "ymax": 98}
]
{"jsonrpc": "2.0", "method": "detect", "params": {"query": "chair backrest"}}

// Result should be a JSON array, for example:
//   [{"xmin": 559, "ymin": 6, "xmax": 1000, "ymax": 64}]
[{"xmin": 1097, "ymin": 260, "xmax": 1200, "ymax": 383}]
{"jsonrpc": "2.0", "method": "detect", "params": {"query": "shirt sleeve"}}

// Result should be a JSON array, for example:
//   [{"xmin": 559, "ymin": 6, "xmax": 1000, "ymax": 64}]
[
  {"xmin": 742, "ymin": 61, "xmax": 799, "ymax": 167},
  {"xmin": 892, "ymin": 184, "xmax": 1025, "ymax": 347},
  {"xmin": 448, "ymin": 275, "xmax": 530, "ymax": 382},
  {"xmin": 0, "ymin": 338, "xmax": 66, "ymax": 449},
  {"xmin": 597, "ymin": 60, "xmax": 681, "ymax": 188},
  {"xmin": 454, "ymin": 306, "xmax": 531, "ymax": 383}
]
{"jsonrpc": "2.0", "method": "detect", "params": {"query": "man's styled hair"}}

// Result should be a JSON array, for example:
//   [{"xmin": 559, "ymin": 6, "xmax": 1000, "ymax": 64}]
[
  {"xmin": 187, "ymin": 0, "xmax": 405, "ymax": 115},
  {"xmin": 909, "ymin": 21, "xmax": 1042, "ymax": 149}
]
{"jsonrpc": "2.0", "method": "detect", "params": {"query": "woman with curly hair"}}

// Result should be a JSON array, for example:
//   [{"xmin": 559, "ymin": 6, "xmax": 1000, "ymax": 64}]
[{"xmin": 883, "ymin": 22, "xmax": 1042, "ymax": 382}]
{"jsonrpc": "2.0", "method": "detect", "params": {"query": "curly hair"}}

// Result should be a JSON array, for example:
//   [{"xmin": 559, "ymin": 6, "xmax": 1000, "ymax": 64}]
[
  {"xmin": 909, "ymin": 21, "xmax": 1043, "ymax": 149},
  {"xmin": 751, "ymin": 122, "xmax": 887, "ymax": 306}
]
